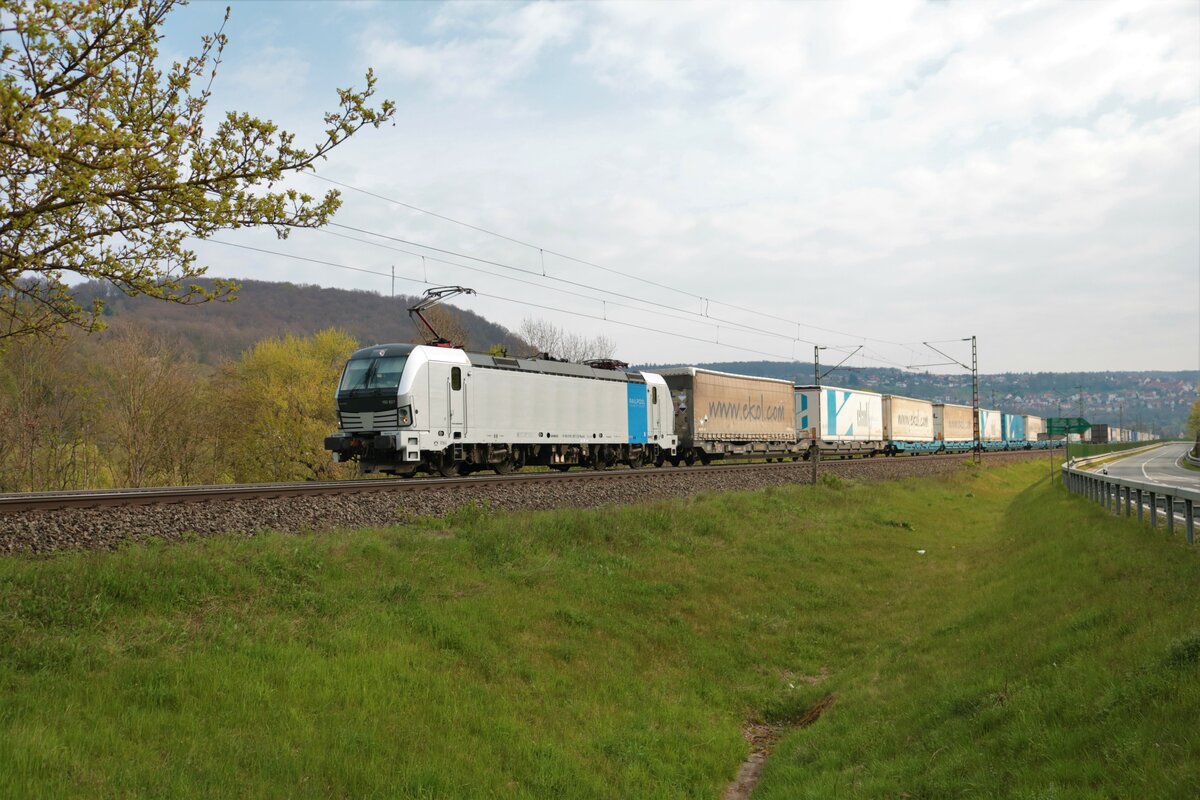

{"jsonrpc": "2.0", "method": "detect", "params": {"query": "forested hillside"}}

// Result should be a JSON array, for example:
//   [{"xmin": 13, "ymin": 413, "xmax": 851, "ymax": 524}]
[{"xmin": 74, "ymin": 279, "xmax": 524, "ymax": 363}]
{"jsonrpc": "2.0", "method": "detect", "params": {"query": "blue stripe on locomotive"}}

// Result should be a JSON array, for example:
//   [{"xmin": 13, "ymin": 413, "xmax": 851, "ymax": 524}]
[{"xmin": 626, "ymin": 383, "xmax": 648, "ymax": 444}]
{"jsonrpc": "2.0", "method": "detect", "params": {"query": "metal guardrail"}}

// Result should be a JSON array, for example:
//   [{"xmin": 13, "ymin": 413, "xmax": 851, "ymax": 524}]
[
  {"xmin": 1068, "ymin": 443, "xmax": 1165, "ymax": 469},
  {"xmin": 1061, "ymin": 460, "xmax": 1198, "ymax": 545}
]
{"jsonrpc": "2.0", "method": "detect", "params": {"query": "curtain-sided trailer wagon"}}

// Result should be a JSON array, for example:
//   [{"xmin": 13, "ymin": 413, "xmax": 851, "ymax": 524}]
[
  {"xmin": 656, "ymin": 367, "xmax": 799, "ymax": 465},
  {"xmin": 794, "ymin": 385, "xmax": 885, "ymax": 457}
]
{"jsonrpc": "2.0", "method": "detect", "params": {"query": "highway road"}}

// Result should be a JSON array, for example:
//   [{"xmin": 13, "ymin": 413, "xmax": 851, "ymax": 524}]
[{"xmin": 1095, "ymin": 443, "xmax": 1200, "ymax": 491}]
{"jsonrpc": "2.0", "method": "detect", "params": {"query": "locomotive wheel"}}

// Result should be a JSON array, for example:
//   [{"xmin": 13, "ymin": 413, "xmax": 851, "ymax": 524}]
[
  {"xmin": 592, "ymin": 445, "xmax": 614, "ymax": 471},
  {"xmin": 493, "ymin": 458, "xmax": 515, "ymax": 475},
  {"xmin": 628, "ymin": 452, "xmax": 645, "ymax": 470},
  {"xmin": 436, "ymin": 455, "xmax": 465, "ymax": 477}
]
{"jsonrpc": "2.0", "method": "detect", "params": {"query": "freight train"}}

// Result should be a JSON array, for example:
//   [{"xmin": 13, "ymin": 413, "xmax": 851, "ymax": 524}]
[{"xmin": 324, "ymin": 344, "xmax": 1059, "ymax": 476}]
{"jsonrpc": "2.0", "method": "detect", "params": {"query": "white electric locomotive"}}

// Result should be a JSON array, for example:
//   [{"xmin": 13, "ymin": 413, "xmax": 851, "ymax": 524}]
[{"xmin": 324, "ymin": 344, "xmax": 677, "ymax": 476}]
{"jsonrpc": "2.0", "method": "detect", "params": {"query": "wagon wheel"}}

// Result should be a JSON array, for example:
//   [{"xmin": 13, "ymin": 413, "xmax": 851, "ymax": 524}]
[{"xmin": 683, "ymin": 449, "xmax": 697, "ymax": 467}]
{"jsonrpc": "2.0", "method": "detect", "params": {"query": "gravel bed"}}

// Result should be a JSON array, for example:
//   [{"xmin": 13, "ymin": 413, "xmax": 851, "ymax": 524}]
[{"xmin": 0, "ymin": 451, "xmax": 1049, "ymax": 555}]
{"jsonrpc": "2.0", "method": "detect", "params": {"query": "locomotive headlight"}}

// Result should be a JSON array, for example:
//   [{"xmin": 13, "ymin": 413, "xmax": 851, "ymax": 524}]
[{"xmin": 398, "ymin": 405, "xmax": 413, "ymax": 427}]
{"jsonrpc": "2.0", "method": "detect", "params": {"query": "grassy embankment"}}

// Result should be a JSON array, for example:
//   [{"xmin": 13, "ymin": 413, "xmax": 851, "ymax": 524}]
[{"xmin": 1, "ymin": 461, "xmax": 1198, "ymax": 798}]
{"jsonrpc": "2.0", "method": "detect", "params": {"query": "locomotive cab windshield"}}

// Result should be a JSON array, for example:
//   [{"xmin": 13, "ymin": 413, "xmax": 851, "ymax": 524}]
[
  {"xmin": 339, "ymin": 355, "xmax": 408, "ymax": 392},
  {"xmin": 335, "ymin": 345, "xmax": 418, "ymax": 429}
]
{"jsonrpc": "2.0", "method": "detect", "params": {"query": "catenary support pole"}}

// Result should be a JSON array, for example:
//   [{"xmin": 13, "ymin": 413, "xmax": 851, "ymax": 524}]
[{"xmin": 812, "ymin": 346, "xmax": 819, "ymax": 486}]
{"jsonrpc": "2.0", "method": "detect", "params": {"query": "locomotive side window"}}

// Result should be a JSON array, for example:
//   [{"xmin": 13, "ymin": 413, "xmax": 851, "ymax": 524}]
[
  {"xmin": 451, "ymin": 367, "xmax": 462, "ymax": 391},
  {"xmin": 652, "ymin": 387, "xmax": 658, "ymax": 404}
]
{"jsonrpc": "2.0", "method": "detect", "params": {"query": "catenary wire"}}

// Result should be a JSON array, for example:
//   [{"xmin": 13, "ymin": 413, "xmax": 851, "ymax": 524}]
[
  {"xmin": 203, "ymin": 237, "xmax": 810, "ymax": 362},
  {"xmin": 306, "ymin": 172, "xmax": 912, "ymax": 347},
  {"xmin": 326, "ymin": 222, "xmax": 835, "ymax": 349},
  {"xmin": 316, "ymin": 226, "xmax": 832, "ymax": 350}
]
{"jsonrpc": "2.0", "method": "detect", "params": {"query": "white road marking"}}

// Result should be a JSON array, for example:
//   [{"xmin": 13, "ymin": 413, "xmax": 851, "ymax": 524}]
[{"xmin": 1140, "ymin": 453, "xmax": 1154, "ymax": 481}]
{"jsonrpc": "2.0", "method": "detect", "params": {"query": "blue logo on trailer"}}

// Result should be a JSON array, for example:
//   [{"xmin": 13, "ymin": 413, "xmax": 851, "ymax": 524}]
[
  {"xmin": 627, "ymin": 384, "xmax": 648, "ymax": 444},
  {"xmin": 826, "ymin": 389, "xmax": 854, "ymax": 436},
  {"xmin": 800, "ymin": 393, "xmax": 808, "ymax": 430}
]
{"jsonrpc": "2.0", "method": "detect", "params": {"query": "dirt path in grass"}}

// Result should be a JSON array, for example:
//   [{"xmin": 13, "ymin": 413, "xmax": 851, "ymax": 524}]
[{"xmin": 722, "ymin": 694, "xmax": 836, "ymax": 800}]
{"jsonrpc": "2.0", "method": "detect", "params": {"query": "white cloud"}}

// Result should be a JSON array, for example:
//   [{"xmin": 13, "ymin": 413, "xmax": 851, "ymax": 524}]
[
  {"xmin": 177, "ymin": 0, "xmax": 1198, "ymax": 371},
  {"xmin": 361, "ymin": 1, "xmax": 580, "ymax": 98}
]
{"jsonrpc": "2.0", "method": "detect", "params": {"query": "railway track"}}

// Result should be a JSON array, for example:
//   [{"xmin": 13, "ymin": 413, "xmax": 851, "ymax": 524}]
[{"xmin": 0, "ymin": 449, "xmax": 1047, "ymax": 515}]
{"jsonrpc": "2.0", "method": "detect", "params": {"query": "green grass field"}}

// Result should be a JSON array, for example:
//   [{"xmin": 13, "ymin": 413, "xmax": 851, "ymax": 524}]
[{"xmin": 1, "ymin": 461, "xmax": 1198, "ymax": 798}]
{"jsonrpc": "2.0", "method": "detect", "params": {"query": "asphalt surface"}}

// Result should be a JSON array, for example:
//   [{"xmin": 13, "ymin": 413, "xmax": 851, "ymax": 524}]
[{"xmin": 1096, "ymin": 443, "xmax": 1199, "ymax": 491}]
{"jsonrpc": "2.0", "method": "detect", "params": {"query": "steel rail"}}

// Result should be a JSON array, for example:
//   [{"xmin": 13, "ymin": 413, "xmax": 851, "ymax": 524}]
[{"xmin": 0, "ymin": 450, "xmax": 1037, "ymax": 515}]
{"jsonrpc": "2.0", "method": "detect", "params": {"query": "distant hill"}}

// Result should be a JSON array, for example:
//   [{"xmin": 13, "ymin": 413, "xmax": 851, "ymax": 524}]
[
  {"xmin": 638, "ymin": 360, "xmax": 1199, "ymax": 438},
  {"xmin": 75, "ymin": 279, "xmax": 524, "ymax": 364},
  {"xmin": 75, "ymin": 279, "xmax": 1196, "ymax": 437}
]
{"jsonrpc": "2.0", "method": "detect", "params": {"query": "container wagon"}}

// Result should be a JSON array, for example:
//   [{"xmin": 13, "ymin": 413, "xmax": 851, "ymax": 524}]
[
  {"xmin": 795, "ymin": 385, "xmax": 884, "ymax": 457},
  {"xmin": 882, "ymin": 395, "xmax": 936, "ymax": 454},
  {"xmin": 979, "ymin": 409, "xmax": 1004, "ymax": 449},
  {"xmin": 1001, "ymin": 413, "xmax": 1026, "ymax": 448},
  {"xmin": 933, "ymin": 403, "xmax": 975, "ymax": 453},
  {"xmin": 657, "ymin": 367, "xmax": 798, "ymax": 465},
  {"xmin": 1023, "ymin": 415, "xmax": 1053, "ymax": 449}
]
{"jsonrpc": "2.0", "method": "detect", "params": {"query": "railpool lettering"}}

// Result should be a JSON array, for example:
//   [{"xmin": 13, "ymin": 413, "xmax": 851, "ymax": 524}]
[{"xmin": 707, "ymin": 393, "xmax": 786, "ymax": 422}]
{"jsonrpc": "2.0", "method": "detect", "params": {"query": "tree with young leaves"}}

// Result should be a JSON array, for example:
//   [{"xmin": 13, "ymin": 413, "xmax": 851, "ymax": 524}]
[
  {"xmin": 0, "ymin": 0, "xmax": 394, "ymax": 340},
  {"xmin": 215, "ymin": 328, "xmax": 357, "ymax": 483}
]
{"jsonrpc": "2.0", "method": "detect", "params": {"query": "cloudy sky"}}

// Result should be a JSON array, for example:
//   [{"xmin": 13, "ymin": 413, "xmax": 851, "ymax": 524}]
[{"xmin": 164, "ymin": 0, "xmax": 1199, "ymax": 373}]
